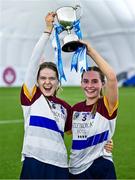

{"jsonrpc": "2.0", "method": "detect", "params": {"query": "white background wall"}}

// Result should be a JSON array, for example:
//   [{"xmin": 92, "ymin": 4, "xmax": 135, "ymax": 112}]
[{"xmin": 0, "ymin": 0, "xmax": 135, "ymax": 86}]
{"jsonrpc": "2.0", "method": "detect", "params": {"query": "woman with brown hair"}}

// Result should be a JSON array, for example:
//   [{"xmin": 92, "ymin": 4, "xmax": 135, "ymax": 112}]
[
  {"xmin": 20, "ymin": 12, "xmax": 71, "ymax": 179},
  {"xmin": 69, "ymin": 40, "xmax": 118, "ymax": 179}
]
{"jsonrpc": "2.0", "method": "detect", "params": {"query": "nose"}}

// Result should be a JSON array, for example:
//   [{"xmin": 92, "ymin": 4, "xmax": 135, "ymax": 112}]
[
  {"xmin": 87, "ymin": 83, "xmax": 93, "ymax": 89},
  {"xmin": 86, "ymin": 81, "xmax": 93, "ymax": 87},
  {"xmin": 44, "ymin": 78, "xmax": 51, "ymax": 84}
]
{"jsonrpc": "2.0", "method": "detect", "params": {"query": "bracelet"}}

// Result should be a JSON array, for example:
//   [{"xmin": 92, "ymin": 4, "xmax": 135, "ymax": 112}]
[{"xmin": 44, "ymin": 31, "xmax": 51, "ymax": 35}]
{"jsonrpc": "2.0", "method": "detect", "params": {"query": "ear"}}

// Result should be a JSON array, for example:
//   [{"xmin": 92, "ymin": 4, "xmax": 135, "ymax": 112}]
[
  {"xmin": 102, "ymin": 81, "xmax": 105, "ymax": 87},
  {"xmin": 101, "ymin": 82, "xmax": 106, "ymax": 96},
  {"xmin": 56, "ymin": 81, "xmax": 63, "ymax": 95}
]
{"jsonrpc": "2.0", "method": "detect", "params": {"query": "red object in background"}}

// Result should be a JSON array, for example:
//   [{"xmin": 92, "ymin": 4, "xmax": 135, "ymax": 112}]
[{"xmin": 3, "ymin": 67, "xmax": 16, "ymax": 85}]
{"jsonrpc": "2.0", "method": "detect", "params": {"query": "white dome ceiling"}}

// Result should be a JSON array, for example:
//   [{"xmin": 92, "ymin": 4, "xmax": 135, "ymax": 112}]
[{"xmin": 1, "ymin": 0, "xmax": 135, "ymax": 86}]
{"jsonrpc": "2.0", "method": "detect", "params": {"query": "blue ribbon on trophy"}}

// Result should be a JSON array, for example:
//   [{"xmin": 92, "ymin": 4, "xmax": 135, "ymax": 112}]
[
  {"xmin": 53, "ymin": 5, "xmax": 88, "ymax": 81},
  {"xmin": 53, "ymin": 24, "xmax": 66, "ymax": 81},
  {"xmin": 71, "ymin": 20, "xmax": 88, "ymax": 73}
]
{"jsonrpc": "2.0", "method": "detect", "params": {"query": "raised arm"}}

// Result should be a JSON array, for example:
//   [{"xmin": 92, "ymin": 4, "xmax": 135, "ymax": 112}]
[
  {"xmin": 24, "ymin": 12, "xmax": 55, "ymax": 95},
  {"xmin": 80, "ymin": 40, "xmax": 118, "ymax": 112}
]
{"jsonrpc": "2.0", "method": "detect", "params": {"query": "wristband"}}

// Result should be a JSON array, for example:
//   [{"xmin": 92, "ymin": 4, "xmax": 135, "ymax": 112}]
[{"xmin": 44, "ymin": 31, "xmax": 51, "ymax": 35}]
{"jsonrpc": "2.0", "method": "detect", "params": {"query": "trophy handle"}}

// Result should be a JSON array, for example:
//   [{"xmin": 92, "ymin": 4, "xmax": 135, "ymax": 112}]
[{"xmin": 74, "ymin": 5, "xmax": 83, "ymax": 20}]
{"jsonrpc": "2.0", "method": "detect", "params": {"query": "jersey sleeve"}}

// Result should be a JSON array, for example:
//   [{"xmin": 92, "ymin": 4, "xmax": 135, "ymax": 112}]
[
  {"xmin": 24, "ymin": 33, "xmax": 50, "ymax": 96},
  {"xmin": 20, "ymin": 84, "xmax": 41, "ymax": 106},
  {"xmin": 103, "ymin": 96, "xmax": 118, "ymax": 117}
]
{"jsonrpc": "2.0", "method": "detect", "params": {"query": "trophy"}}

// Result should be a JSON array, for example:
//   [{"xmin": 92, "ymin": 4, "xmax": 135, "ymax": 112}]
[
  {"xmin": 53, "ymin": 5, "xmax": 87, "ymax": 81},
  {"xmin": 56, "ymin": 5, "xmax": 83, "ymax": 52}
]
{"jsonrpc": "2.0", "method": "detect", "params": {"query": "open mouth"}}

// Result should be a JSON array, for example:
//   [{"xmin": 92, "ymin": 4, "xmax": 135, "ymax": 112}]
[{"xmin": 43, "ymin": 85, "xmax": 52, "ymax": 92}]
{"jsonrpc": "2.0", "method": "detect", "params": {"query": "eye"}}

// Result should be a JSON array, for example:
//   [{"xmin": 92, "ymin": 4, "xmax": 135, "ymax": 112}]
[
  {"xmin": 92, "ymin": 79, "xmax": 98, "ymax": 84},
  {"xmin": 49, "ymin": 77, "xmax": 57, "ymax": 81},
  {"xmin": 39, "ymin": 76, "xmax": 46, "ymax": 80},
  {"xmin": 82, "ymin": 79, "xmax": 89, "ymax": 84}
]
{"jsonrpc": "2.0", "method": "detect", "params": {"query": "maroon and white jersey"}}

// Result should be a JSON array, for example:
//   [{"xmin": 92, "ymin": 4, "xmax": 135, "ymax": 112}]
[
  {"xmin": 21, "ymin": 85, "xmax": 71, "ymax": 167},
  {"xmin": 69, "ymin": 96, "xmax": 118, "ymax": 174},
  {"xmin": 20, "ymin": 33, "xmax": 72, "ymax": 168}
]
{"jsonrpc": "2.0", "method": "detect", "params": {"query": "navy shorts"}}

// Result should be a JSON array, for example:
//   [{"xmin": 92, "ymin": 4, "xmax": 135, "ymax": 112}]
[
  {"xmin": 69, "ymin": 156, "xmax": 117, "ymax": 179},
  {"xmin": 20, "ymin": 157, "xmax": 69, "ymax": 179}
]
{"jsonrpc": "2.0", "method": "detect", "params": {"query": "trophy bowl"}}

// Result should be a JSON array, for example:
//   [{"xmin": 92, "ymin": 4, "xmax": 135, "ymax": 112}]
[
  {"xmin": 62, "ymin": 34, "xmax": 83, "ymax": 52},
  {"xmin": 56, "ymin": 5, "xmax": 83, "ymax": 52}
]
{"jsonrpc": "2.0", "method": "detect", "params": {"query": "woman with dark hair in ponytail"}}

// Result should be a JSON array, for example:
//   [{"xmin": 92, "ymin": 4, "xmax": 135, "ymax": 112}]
[{"xmin": 69, "ymin": 40, "xmax": 118, "ymax": 179}]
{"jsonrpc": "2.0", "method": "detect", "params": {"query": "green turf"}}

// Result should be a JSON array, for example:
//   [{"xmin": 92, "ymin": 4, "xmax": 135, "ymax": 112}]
[{"xmin": 0, "ymin": 87, "xmax": 135, "ymax": 179}]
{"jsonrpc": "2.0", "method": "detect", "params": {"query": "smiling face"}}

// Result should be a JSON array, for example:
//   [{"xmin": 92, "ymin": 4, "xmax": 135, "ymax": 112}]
[
  {"xmin": 81, "ymin": 70, "xmax": 103, "ymax": 103},
  {"xmin": 37, "ymin": 64, "xmax": 59, "ymax": 97}
]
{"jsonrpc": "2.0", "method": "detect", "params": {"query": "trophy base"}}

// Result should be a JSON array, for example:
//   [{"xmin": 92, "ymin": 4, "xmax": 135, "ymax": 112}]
[{"xmin": 62, "ymin": 41, "xmax": 83, "ymax": 52}]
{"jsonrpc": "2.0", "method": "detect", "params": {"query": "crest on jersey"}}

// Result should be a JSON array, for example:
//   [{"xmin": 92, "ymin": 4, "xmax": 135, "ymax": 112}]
[
  {"xmin": 60, "ymin": 105, "xmax": 65, "ymax": 114},
  {"xmin": 52, "ymin": 103, "xmax": 56, "ymax": 109},
  {"xmin": 73, "ymin": 112, "xmax": 80, "ymax": 120}
]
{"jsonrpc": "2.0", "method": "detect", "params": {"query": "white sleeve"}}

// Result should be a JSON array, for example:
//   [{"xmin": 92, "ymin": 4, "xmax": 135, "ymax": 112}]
[{"xmin": 24, "ymin": 33, "xmax": 50, "ymax": 94}]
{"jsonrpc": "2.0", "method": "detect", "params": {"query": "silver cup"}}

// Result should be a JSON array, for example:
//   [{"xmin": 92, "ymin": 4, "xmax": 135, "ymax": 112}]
[{"xmin": 56, "ymin": 5, "xmax": 83, "ymax": 52}]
